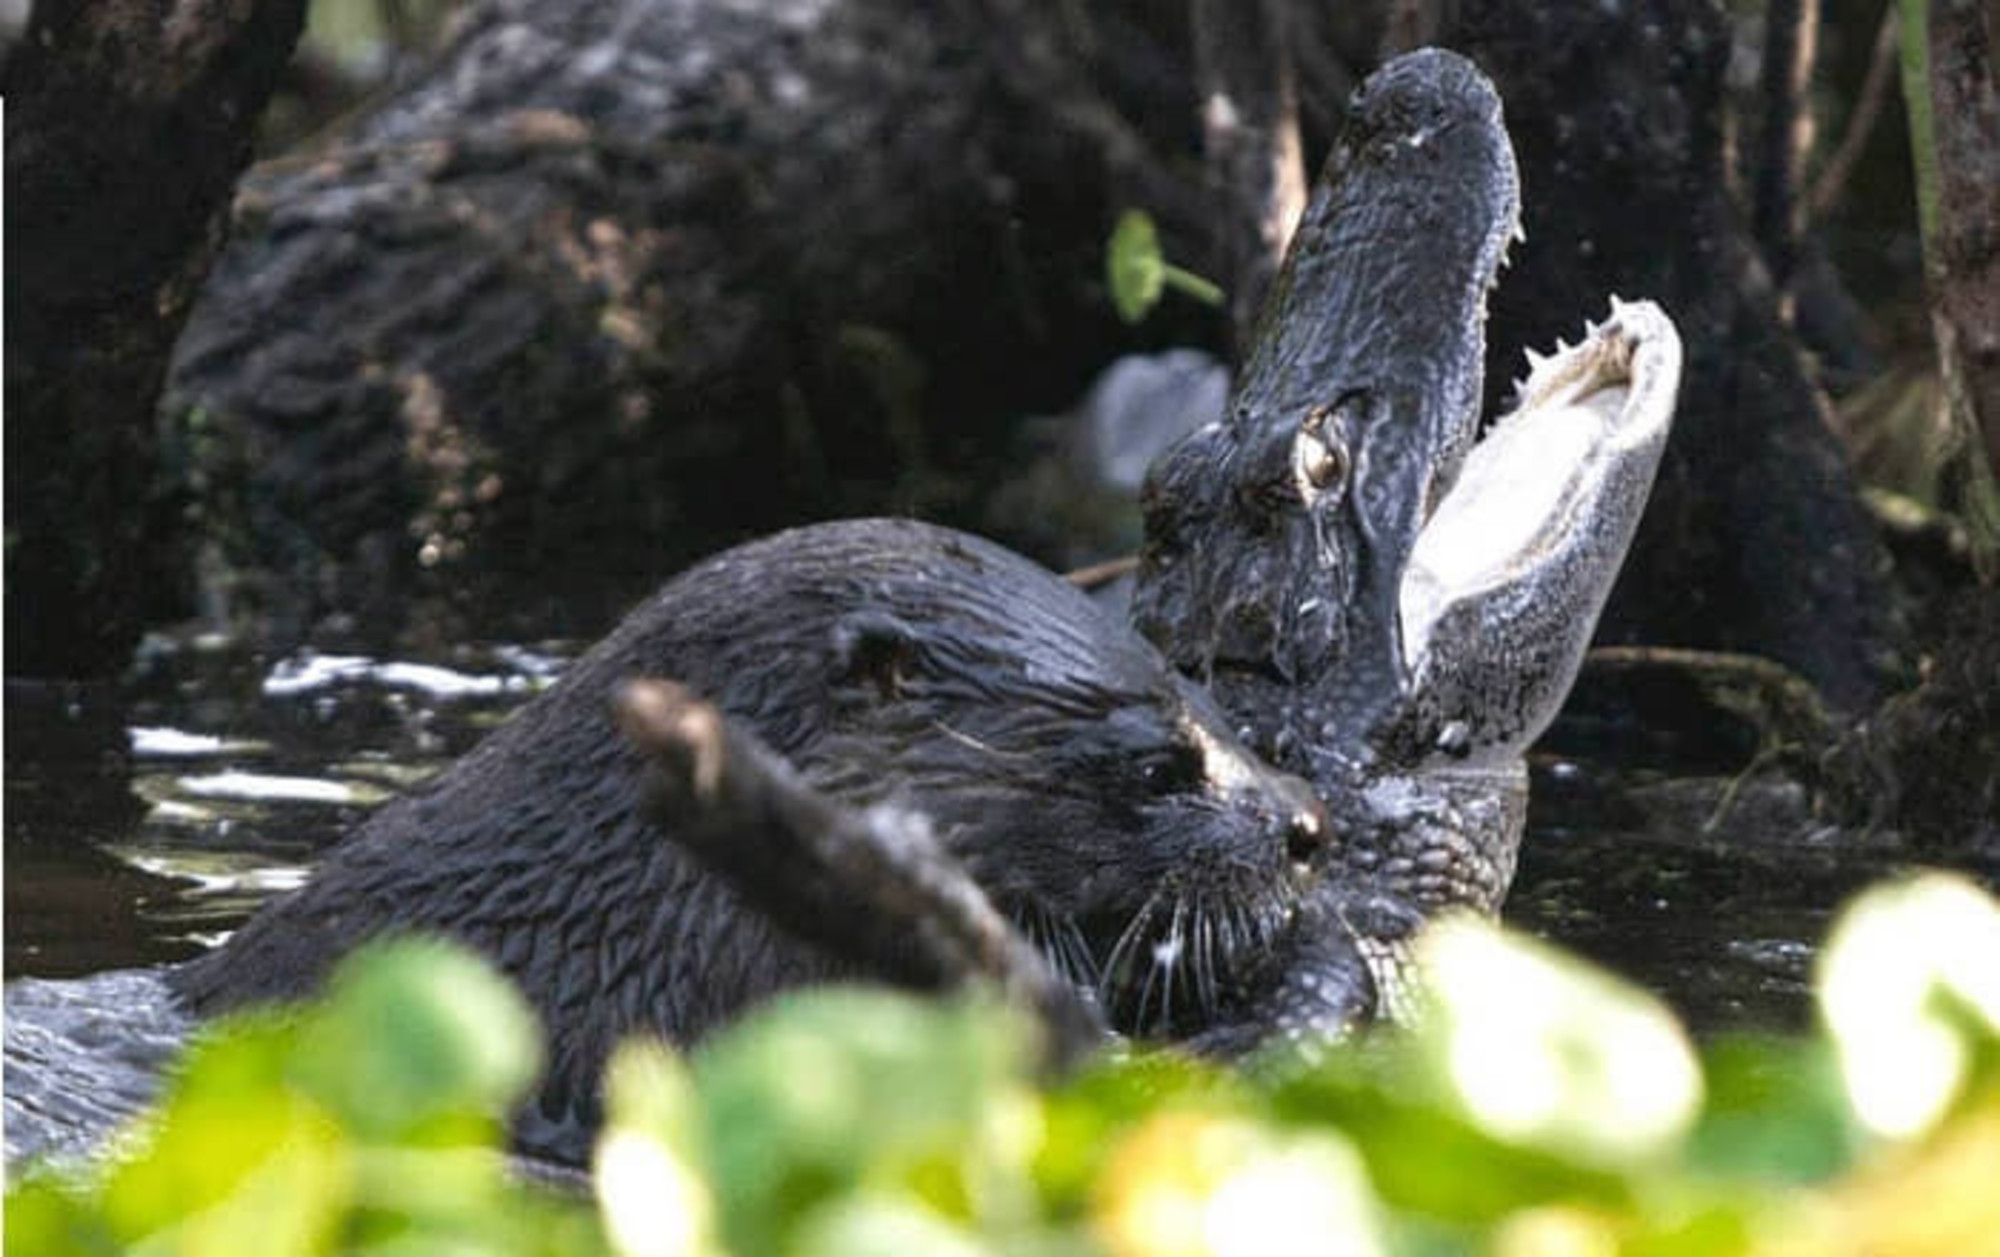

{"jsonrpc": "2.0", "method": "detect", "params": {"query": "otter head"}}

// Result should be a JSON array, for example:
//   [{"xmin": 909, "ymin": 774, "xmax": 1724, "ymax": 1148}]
[{"xmin": 799, "ymin": 565, "xmax": 1334, "ymax": 1041}]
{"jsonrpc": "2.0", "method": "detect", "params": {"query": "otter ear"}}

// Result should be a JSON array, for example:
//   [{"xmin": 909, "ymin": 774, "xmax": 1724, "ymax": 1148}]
[{"xmin": 830, "ymin": 612, "xmax": 924, "ymax": 700}]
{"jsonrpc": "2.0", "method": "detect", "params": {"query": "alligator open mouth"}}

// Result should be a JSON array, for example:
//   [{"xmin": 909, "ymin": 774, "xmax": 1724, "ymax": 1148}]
[{"xmin": 1394, "ymin": 298, "xmax": 1683, "ymax": 764}]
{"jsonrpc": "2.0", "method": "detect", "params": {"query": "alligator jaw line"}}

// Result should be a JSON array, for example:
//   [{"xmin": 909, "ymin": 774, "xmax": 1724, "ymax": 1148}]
[{"xmin": 1396, "ymin": 297, "xmax": 1684, "ymax": 763}]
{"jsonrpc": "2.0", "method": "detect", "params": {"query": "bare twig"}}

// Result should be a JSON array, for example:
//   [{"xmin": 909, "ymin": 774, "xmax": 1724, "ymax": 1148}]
[
  {"xmin": 613, "ymin": 678, "xmax": 1108, "ymax": 1069},
  {"xmin": 1752, "ymin": 0, "xmax": 1821, "ymax": 297},
  {"xmin": 1808, "ymin": 4, "xmax": 1901, "ymax": 219},
  {"xmin": 1190, "ymin": 0, "xmax": 1308, "ymax": 356},
  {"xmin": 1582, "ymin": 644, "xmax": 1840, "ymax": 753},
  {"xmin": 1063, "ymin": 554, "xmax": 1139, "ymax": 589}
]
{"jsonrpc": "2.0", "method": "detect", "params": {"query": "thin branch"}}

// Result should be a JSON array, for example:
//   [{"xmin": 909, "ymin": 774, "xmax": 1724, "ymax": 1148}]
[
  {"xmin": 1808, "ymin": 3, "xmax": 1901, "ymax": 220},
  {"xmin": 1752, "ymin": 0, "xmax": 1822, "ymax": 297},
  {"xmin": 1063, "ymin": 554, "xmax": 1138, "ymax": 589},
  {"xmin": 1190, "ymin": 0, "xmax": 1308, "ymax": 357},
  {"xmin": 1582, "ymin": 644, "xmax": 1840, "ymax": 752}
]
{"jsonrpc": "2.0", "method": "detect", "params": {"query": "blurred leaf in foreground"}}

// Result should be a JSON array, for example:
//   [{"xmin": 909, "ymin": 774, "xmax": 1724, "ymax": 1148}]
[
  {"xmin": 289, "ymin": 936, "xmax": 543, "ymax": 1144},
  {"xmin": 1093, "ymin": 1110, "xmax": 1385, "ymax": 1257},
  {"xmin": 1687, "ymin": 1036, "xmax": 1857, "ymax": 1184},
  {"xmin": 1416, "ymin": 914, "xmax": 1704, "ymax": 1170},
  {"xmin": 1817, "ymin": 872, "xmax": 2000, "ymax": 1141},
  {"xmin": 692, "ymin": 989, "xmax": 1045, "ymax": 1255},
  {"xmin": 595, "ymin": 1041, "xmax": 717, "ymax": 1257}
]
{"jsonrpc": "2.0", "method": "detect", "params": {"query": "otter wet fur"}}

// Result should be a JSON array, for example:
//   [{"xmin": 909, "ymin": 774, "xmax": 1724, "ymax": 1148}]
[{"xmin": 174, "ymin": 519, "xmax": 1329, "ymax": 1162}]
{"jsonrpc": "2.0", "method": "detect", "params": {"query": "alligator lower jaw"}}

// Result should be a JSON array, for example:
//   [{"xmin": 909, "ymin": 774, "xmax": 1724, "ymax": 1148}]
[{"xmin": 1392, "ymin": 298, "xmax": 1683, "ymax": 762}]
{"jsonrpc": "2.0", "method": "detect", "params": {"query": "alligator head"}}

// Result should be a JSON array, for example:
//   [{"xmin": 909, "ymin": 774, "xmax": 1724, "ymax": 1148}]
[{"xmin": 1132, "ymin": 49, "xmax": 1683, "ymax": 1036}]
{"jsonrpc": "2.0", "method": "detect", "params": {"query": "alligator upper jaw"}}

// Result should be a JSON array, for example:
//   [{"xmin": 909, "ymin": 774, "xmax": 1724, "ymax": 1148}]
[
  {"xmin": 1132, "ymin": 48, "xmax": 1521, "ymax": 740},
  {"xmin": 1387, "ymin": 298, "xmax": 1684, "ymax": 763}
]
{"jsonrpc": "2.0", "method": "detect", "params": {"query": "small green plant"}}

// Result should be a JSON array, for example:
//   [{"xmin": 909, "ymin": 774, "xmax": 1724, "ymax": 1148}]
[
  {"xmin": 10, "ymin": 874, "xmax": 2000, "ymax": 1255},
  {"xmin": 1106, "ymin": 211, "xmax": 1224, "ymax": 324}
]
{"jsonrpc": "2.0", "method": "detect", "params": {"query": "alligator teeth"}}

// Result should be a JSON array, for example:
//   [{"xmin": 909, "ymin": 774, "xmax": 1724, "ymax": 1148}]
[
  {"xmin": 1523, "ymin": 346, "xmax": 1552, "ymax": 374},
  {"xmin": 1512, "ymin": 222, "xmax": 1527, "ymax": 244}
]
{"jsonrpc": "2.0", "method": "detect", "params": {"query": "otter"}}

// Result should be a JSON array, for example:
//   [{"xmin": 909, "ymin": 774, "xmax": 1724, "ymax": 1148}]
[{"xmin": 173, "ymin": 518, "xmax": 1330, "ymax": 1161}]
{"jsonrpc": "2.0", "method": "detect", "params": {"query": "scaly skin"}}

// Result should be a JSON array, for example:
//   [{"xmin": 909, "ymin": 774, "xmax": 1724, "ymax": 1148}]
[{"xmin": 1134, "ymin": 50, "xmax": 1684, "ymax": 1036}]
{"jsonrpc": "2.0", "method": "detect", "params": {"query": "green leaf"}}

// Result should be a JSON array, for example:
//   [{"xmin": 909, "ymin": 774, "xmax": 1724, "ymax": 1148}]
[
  {"xmin": 595, "ymin": 1041, "xmax": 717, "ymax": 1257},
  {"xmin": 1036, "ymin": 1052, "xmax": 1244, "ymax": 1212},
  {"xmin": 1106, "ymin": 211, "xmax": 1166, "ymax": 323},
  {"xmin": 4, "ymin": 1177, "xmax": 120, "ymax": 1257},
  {"xmin": 1414, "ymin": 915, "xmax": 1703, "ymax": 1170},
  {"xmin": 792, "ymin": 1193, "xmax": 995, "ymax": 1257},
  {"xmin": 1268, "ymin": 1049, "xmax": 1629, "ymax": 1225},
  {"xmin": 99, "ymin": 1015, "xmax": 342, "ymax": 1243},
  {"xmin": 1685, "ymin": 1036, "xmax": 1856, "ymax": 1184},
  {"xmin": 693, "ymin": 990, "xmax": 1040, "ymax": 1254},
  {"xmin": 288, "ymin": 939, "xmax": 543, "ymax": 1143}
]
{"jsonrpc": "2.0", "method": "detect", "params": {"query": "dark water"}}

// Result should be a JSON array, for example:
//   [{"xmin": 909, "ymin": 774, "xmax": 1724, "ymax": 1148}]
[
  {"xmin": 9, "ymin": 632, "xmax": 1979, "ymax": 1045},
  {"xmin": 5, "ymin": 639, "xmax": 570, "ymax": 981}
]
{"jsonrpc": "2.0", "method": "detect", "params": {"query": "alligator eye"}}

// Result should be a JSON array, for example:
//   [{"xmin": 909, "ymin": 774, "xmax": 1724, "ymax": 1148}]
[{"xmin": 1295, "ymin": 406, "xmax": 1349, "ymax": 494}]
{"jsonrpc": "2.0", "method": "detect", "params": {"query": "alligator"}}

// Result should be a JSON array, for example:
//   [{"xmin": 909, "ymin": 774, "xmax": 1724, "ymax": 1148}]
[{"xmin": 1134, "ymin": 48, "xmax": 1682, "ymax": 1034}]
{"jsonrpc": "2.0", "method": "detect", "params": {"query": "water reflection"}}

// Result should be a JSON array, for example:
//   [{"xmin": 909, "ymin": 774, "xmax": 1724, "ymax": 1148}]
[{"xmin": 3, "ymin": 638, "xmax": 570, "ymax": 980}]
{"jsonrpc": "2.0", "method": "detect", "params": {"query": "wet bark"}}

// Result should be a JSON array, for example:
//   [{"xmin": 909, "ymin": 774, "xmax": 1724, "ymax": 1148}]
[
  {"xmin": 164, "ymin": 0, "xmax": 1217, "ymax": 648},
  {"xmin": 3, "ymin": 0, "xmax": 309, "ymax": 678}
]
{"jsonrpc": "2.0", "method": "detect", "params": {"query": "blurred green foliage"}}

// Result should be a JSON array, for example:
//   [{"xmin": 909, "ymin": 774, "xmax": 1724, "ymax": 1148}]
[{"xmin": 10, "ymin": 874, "xmax": 2000, "ymax": 1256}]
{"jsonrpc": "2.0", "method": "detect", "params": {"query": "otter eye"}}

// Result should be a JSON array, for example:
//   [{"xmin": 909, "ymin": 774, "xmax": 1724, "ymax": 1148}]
[{"xmin": 1136, "ymin": 743, "xmax": 1205, "ymax": 791}]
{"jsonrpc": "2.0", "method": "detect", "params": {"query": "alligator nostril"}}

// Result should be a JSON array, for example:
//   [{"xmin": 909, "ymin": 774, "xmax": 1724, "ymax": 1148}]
[{"xmin": 1282, "ymin": 791, "xmax": 1332, "ymax": 862}]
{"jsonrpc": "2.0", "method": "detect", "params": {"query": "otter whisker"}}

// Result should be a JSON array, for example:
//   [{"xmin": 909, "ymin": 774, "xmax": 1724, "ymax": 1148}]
[
  {"xmin": 1012, "ymin": 902, "xmax": 1100, "ymax": 994},
  {"xmin": 1192, "ymin": 902, "xmax": 1221, "ymax": 1019},
  {"xmin": 1053, "ymin": 912, "xmax": 1101, "ymax": 989},
  {"xmin": 1155, "ymin": 897, "xmax": 1189, "ymax": 1031},
  {"xmin": 1103, "ymin": 889, "xmax": 1170, "ymax": 1032}
]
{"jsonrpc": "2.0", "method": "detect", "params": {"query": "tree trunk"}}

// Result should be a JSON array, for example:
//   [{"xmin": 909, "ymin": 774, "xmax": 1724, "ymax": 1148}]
[
  {"xmin": 158, "ymin": 0, "xmax": 1907, "ymax": 715},
  {"xmin": 1900, "ymin": 0, "xmax": 2000, "ymax": 581},
  {"xmin": 1442, "ymin": 0, "xmax": 1905, "ymax": 710},
  {"xmin": 3, "ymin": 0, "xmax": 309, "ymax": 678}
]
